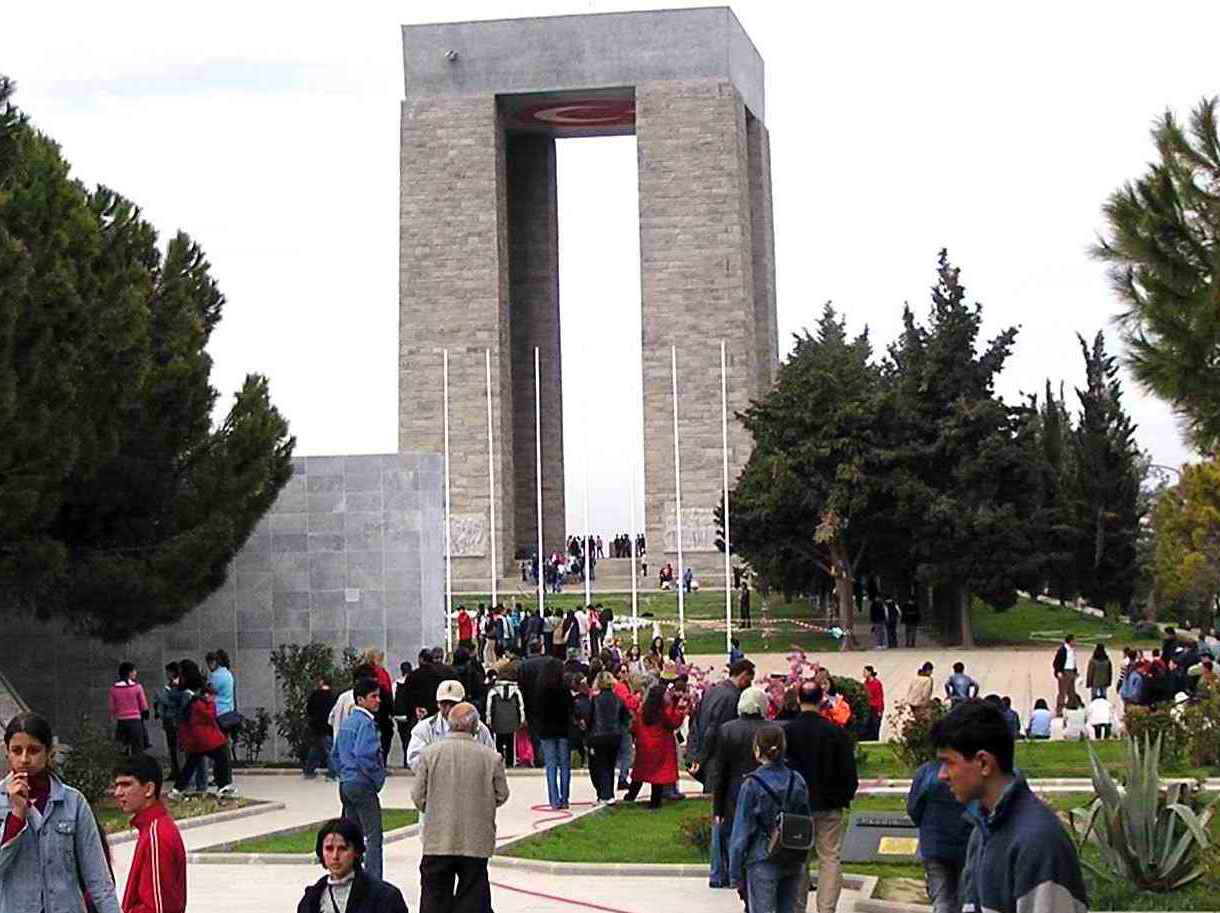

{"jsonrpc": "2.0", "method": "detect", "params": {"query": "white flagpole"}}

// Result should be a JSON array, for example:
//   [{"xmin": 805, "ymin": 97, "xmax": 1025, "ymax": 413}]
[
  {"xmin": 442, "ymin": 349, "xmax": 453, "ymax": 654},
  {"xmin": 721, "ymin": 340, "xmax": 733, "ymax": 655},
  {"xmin": 534, "ymin": 347, "xmax": 545, "ymax": 617},
  {"xmin": 671, "ymin": 344, "xmax": 685, "ymax": 640},
  {"xmin": 485, "ymin": 349, "xmax": 498, "ymax": 610},
  {"xmin": 582, "ymin": 408, "xmax": 592, "ymax": 608},
  {"xmin": 629, "ymin": 461, "xmax": 639, "ymax": 645}
]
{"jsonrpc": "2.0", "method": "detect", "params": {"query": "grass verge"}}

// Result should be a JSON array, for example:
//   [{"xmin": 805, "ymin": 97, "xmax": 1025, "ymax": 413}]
[
  {"xmin": 215, "ymin": 808, "xmax": 418, "ymax": 854},
  {"xmin": 96, "ymin": 796, "xmax": 257, "ymax": 834},
  {"xmin": 971, "ymin": 597, "xmax": 1158, "ymax": 647}
]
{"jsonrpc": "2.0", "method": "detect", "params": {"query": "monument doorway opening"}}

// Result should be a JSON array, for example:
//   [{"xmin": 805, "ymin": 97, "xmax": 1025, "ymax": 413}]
[{"xmin": 555, "ymin": 134, "xmax": 644, "ymax": 541}]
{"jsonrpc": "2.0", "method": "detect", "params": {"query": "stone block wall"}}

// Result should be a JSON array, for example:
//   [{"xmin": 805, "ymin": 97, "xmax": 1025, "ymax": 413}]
[{"xmin": 0, "ymin": 453, "xmax": 445, "ymax": 761}]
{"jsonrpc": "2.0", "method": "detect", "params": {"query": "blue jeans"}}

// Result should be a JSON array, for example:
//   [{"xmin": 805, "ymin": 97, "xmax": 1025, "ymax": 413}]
[
  {"xmin": 616, "ymin": 731, "xmax": 632, "ymax": 785},
  {"xmin": 339, "ymin": 782, "xmax": 383, "ymax": 880},
  {"xmin": 540, "ymin": 737, "xmax": 571, "ymax": 808},
  {"xmin": 304, "ymin": 733, "xmax": 335, "ymax": 778},
  {"xmin": 709, "ymin": 816, "xmax": 731, "ymax": 886},
  {"xmin": 746, "ymin": 860, "xmax": 805, "ymax": 913}
]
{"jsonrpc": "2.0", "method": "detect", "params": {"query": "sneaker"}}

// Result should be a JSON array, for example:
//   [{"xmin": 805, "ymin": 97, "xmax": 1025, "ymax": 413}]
[
  {"xmin": 217, "ymin": 784, "xmax": 238, "ymax": 798},
  {"xmin": 206, "ymin": 786, "xmax": 219, "ymax": 798},
  {"xmin": 167, "ymin": 788, "xmax": 183, "ymax": 801},
  {"xmin": 616, "ymin": 781, "xmax": 630, "ymax": 791},
  {"xmin": 605, "ymin": 796, "xmax": 617, "ymax": 806}
]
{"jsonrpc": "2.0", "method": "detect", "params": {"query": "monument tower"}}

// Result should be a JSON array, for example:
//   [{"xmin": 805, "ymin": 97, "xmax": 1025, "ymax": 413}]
[{"xmin": 399, "ymin": 8, "xmax": 778, "ymax": 585}]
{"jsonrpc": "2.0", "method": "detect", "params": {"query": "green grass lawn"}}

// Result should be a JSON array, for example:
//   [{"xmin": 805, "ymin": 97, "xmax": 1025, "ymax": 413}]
[
  {"xmin": 214, "ymin": 809, "xmax": 419, "ymax": 854},
  {"xmin": 971, "ymin": 597, "xmax": 1159, "ymax": 648},
  {"xmin": 857, "ymin": 739, "xmax": 1213, "ymax": 781},
  {"xmin": 95, "ymin": 796, "xmax": 257, "ymax": 834},
  {"xmin": 501, "ymin": 791, "xmax": 1218, "ymax": 909},
  {"xmin": 453, "ymin": 591, "xmax": 839, "ymax": 656}
]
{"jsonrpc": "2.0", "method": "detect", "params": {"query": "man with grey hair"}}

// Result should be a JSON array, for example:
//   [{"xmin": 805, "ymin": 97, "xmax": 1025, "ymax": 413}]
[
  {"xmin": 412, "ymin": 700, "xmax": 510, "ymax": 913},
  {"xmin": 406, "ymin": 680, "xmax": 495, "ymax": 769}
]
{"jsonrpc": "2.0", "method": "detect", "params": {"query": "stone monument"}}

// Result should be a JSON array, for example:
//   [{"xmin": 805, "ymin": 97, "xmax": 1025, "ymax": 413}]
[{"xmin": 399, "ymin": 7, "xmax": 778, "ymax": 585}]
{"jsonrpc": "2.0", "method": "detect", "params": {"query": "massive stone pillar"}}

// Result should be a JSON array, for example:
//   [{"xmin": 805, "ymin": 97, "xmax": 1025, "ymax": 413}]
[
  {"xmin": 398, "ymin": 94, "xmax": 515, "ymax": 586},
  {"xmin": 507, "ymin": 134, "xmax": 566, "ymax": 563},
  {"xmin": 636, "ymin": 80, "xmax": 771, "ymax": 575}
]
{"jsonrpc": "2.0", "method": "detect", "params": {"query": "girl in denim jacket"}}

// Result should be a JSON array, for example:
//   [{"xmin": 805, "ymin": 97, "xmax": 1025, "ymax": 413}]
[{"xmin": 0, "ymin": 712, "xmax": 120, "ymax": 913}]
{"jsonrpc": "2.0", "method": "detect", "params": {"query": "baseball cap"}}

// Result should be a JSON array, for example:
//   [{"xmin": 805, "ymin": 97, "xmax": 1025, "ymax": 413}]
[{"xmin": 436, "ymin": 680, "xmax": 466, "ymax": 703}]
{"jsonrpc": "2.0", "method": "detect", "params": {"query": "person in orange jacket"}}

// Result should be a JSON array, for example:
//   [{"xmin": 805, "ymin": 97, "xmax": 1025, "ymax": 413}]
[{"xmin": 112, "ymin": 754, "xmax": 186, "ymax": 913}]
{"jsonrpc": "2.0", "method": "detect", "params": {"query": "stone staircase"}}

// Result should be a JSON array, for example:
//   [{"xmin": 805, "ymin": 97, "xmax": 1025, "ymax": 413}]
[{"xmin": 454, "ymin": 556, "xmax": 733, "ymax": 596}]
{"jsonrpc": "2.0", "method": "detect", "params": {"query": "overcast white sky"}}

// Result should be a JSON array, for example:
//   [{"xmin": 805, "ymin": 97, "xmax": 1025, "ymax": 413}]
[{"xmin": 2, "ymin": 1, "xmax": 1213, "ymax": 535}]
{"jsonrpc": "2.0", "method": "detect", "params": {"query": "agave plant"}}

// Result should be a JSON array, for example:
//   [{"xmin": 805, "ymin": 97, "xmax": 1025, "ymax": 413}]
[{"xmin": 1070, "ymin": 734, "xmax": 1219, "ymax": 891}]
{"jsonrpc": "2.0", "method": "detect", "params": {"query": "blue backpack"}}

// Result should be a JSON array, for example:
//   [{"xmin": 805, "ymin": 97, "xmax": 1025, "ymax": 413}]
[{"xmin": 1119, "ymin": 669, "xmax": 1145, "ymax": 704}]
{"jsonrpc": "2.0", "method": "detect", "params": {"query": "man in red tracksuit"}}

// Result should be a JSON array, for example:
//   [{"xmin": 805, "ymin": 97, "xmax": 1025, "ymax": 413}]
[{"xmin": 112, "ymin": 754, "xmax": 187, "ymax": 913}]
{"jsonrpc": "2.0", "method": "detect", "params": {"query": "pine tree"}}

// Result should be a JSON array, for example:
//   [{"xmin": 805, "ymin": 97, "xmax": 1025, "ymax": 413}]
[
  {"xmin": 885, "ymin": 251, "xmax": 1038, "ymax": 645},
  {"xmin": 0, "ymin": 80, "xmax": 294, "ymax": 640},
  {"xmin": 730, "ymin": 304, "xmax": 894, "ymax": 649},
  {"xmin": 1070, "ymin": 331, "xmax": 1143, "ymax": 611},
  {"xmin": 1093, "ymin": 97, "xmax": 1220, "ymax": 450}
]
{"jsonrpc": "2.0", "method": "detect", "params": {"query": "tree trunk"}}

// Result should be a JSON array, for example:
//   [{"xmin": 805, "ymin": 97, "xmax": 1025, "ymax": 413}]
[
  {"xmin": 830, "ymin": 539, "xmax": 858, "ymax": 651},
  {"xmin": 958, "ymin": 584, "xmax": 976, "ymax": 649}
]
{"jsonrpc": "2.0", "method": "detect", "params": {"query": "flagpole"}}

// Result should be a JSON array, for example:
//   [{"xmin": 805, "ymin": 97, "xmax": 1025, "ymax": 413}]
[
  {"xmin": 442, "ymin": 348, "xmax": 453, "ymax": 654},
  {"xmin": 582, "ymin": 406, "xmax": 592, "ymax": 609},
  {"xmin": 629, "ymin": 461, "xmax": 639, "ymax": 646},
  {"xmin": 671, "ymin": 344, "xmax": 685, "ymax": 640},
  {"xmin": 534, "ymin": 347, "xmax": 545, "ymax": 618},
  {"xmin": 721, "ymin": 340, "xmax": 733, "ymax": 655},
  {"xmin": 485, "ymin": 349, "xmax": 498, "ymax": 610}
]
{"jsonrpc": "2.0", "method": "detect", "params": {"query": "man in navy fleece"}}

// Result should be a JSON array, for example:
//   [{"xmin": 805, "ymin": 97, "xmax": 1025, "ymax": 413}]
[{"xmin": 931, "ymin": 700, "xmax": 1087, "ymax": 913}]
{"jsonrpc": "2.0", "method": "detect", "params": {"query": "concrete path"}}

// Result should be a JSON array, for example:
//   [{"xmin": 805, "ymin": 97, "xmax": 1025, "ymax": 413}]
[
  {"xmin": 107, "ymin": 770, "xmax": 850, "ymax": 913},
  {"xmin": 690, "ymin": 644, "xmax": 1113, "ymax": 740}
]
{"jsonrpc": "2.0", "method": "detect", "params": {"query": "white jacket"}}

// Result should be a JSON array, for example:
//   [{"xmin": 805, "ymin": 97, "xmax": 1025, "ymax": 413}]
[{"xmin": 406, "ymin": 712, "xmax": 495, "ymax": 770}]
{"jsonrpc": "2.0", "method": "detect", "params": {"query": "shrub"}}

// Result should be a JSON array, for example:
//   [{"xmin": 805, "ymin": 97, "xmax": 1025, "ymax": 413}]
[
  {"xmin": 269, "ymin": 643, "xmax": 359, "ymax": 763},
  {"xmin": 677, "ymin": 812, "xmax": 713, "ymax": 860},
  {"xmin": 57, "ymin": 715, "xmax": 125, "ymax": 804},
  {"xmin": 1181, "ymin": 690, "xmax": 1220, "ymax": 768},
  {"xmin": 1133, "ymin": 621, "xmax": 1160, "ymax": 639},
  {"xmin": 1071, "ymin": 735, "xmax": 1218, "ymax": 891},
  {"xmin": 831, "ymin": 676, "xmax": 872, "ymax": 741},
  {"xmin": 1123, "ymin": 704, "xmax": 1189, "ymax": 766},
  {"xmin": 234, "ymin": 707, "xmax": 272, "ymax": 766},
  {"xmin": 888, "ymin": 700, "xmax": 946, "ymax": 771}
]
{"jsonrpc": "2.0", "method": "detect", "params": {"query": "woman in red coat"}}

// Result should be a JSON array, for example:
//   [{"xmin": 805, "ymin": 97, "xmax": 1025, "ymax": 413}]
[
  {"xmin": 624, "ymin": 683, "xmax": 687, "ymax": 809},
  {"xmin": 169, "ymin": 659, "xmax": 234, "ymax": 797}
]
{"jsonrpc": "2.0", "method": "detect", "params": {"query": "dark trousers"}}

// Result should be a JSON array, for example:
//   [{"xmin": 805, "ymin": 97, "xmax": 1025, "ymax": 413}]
[
  {"xmin": 587, "ymin": 734, "xmax": 621, "ymax": 800},
  {"xmin": 905, "ymin": 623, "xmax": 917, "ymax": 647},
  {"xmin": 396, "ymin": 722, "xmax": 413, "ymax": 767},
  {"xmin": 419, "ymin": 854, "xmax": 491, "ymax": 913},
  {"xmin": 380, "ymin": 724, "xmax": 394, "ymax": 763},
  {"xmin": 163, "ymin": 726, "xmax": 181, "ymax": 782},
  {"xmin": 176, "ymin": 746, "xmax": 231, "ymax": 791},
  {"xmin": 886, "ymin": 623, "xmax": 898, "ymax": 648},
  {"xmin": 495, "ymin": 732, "xmax": 515, "ymax": 767},
  {"xmin": 740, "ymin": 604, "xmax": 751, "ymax": 628},
  {"xmin": 623, "ymin": 780, "xmax": 665, "ymax": 809}
]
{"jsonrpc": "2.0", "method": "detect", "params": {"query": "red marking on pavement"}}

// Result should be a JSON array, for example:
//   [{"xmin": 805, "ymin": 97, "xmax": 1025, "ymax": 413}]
[{"xmin": 491, "ymin": 881, "xmax": 641, "ymax": 913}]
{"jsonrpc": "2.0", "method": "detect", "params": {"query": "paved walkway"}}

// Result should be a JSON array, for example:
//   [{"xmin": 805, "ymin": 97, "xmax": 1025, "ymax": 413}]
[
  {"xmin": 108, "ymin": 771, "xmax": 846, "ymax": 913},
  {"xmin": 690, "ymin": 643, "xmax": 1108, "ymax": 740}
]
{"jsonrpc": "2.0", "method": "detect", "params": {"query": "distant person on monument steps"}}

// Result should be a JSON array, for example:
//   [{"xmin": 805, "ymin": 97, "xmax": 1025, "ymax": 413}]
[
  {"xmin": 902, "ymin": 597, "xmax": 920, "ymax": 647},
  {"xmin": 884, "ymin": 598, "xmax": 900, "ymax": 649},
  {"xmin": 739, "ymin": 581, "xmax": 752, "ymax": 629}
]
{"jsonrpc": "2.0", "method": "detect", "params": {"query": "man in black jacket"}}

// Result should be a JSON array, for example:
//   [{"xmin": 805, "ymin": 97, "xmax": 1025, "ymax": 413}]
[
  {"xmin": 689, "ymin": 658, "xmax": 755, "ymax": 888},
  {"xmin": 304, "ymin": 674, "xmax": 339, "ymax": 780},
  {"xmin": 518, "ymin": 640, "xmax": 564, "ymax": 767},
  {"xmin": 783, "ymin": 681, "xmax": 859, "ymax": 913},
  {"xmin": 412, "ymin": 648, "xmax": 458, "ymax": 719},
  {"xmin": 706, "ymin": 686, "xmax": 769, "ymax": 886},
  {"xmin": 298, "ymin": 817, "xmax": 409, "ymax": 913}
]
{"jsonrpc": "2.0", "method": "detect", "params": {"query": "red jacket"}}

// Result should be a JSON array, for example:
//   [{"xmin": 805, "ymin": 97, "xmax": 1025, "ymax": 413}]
[
  {"xmin": 457, "ymin": 611, "xmax": 474, "ymax": 642},
  {"xmin": 177, "ymin": 695, "xmax": 226, "ymax": 754},
  {"xmin": 122, "ymin": 802, "xmax": 186, "ymax": 913},
  {"xmin": 629, "ymin": 703, "xmax": 686, "ymax": 785},
  {"xmin": 865, "ymin": 677, "xmax": 885, "ymax": 714}
]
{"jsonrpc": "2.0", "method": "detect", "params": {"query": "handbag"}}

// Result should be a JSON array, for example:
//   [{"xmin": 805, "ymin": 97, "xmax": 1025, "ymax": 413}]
[
  {"xmin": 514, "ymin": 728, "xmax": 535, "ymax": 766},
  {"xmin": 746, "ymin": 772, "xmax": 815, "ymax": 865},
  {"xmin": 217, "ymin": 710, "xmax": 244, "ymax": 732}
]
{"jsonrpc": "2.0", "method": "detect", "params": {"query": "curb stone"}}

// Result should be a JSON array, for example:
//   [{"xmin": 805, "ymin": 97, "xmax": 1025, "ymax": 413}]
[
  {"xmin": 187, "ymin": 823, "xmax": 420, "ymax": 864},
  {"xmin": 109, "ymin": 801, "xmax": 286, "ymax": 846}
]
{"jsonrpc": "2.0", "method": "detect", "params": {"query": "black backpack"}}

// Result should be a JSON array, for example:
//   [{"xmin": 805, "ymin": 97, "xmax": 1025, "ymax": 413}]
[{"xmin": 745, "ymin": 772, "xmax": 815, "ymax": 865}]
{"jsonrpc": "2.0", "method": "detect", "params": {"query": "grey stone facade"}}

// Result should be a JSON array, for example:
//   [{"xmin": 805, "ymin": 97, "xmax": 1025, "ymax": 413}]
[
  {"xmin": 399, "ymin": 8, "xmax": 778, "ymax": 583},
  {"xmin": 0, "ymin": 454, "xmax": 444, "ymax": 761}
]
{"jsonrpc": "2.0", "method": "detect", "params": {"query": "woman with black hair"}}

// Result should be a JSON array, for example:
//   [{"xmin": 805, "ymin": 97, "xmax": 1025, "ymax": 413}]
[
  {"xmin": 108, "ymin": 660, "xmax": 150, "ymax": 756},
  {"xmin": 1, "ymin": 713, "xmax": 120, "ymax": 913},
  {"xmin": 170, "ymin": 659, "xmax": 235, "ymax": 798},
  {"xmin": 623, "ymin": 683, "xmax": 687, "ymax": 809},
  {"xmin": 296, "ymin": 818, "xmax": 409, "ymax": 913}
]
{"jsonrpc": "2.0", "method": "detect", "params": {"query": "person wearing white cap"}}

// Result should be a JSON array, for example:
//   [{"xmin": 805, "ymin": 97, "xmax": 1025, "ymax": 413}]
[{"xmin": 406, "ymin": 679, "xmax": 495, "ymax": 770}]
